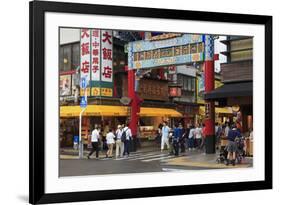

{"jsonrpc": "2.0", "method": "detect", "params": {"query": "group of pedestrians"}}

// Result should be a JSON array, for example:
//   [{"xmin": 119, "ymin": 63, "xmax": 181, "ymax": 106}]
[
  {"xmin": 87, "ymin": 124, "xmax": 132, "ymax": 159},
  {"xmin": 158, "ymin": 121, "xmax": 207, "ymax": 156}
]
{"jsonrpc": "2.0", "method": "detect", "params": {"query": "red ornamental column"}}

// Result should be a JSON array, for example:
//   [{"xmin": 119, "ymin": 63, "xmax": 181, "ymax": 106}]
[
  {"xmin": 204, "ymin": 35, "xmax": 216, "ymax": 154},
  {"xmin": 128, "ymin": 69, "xmax": 139, "ymax": 151}
]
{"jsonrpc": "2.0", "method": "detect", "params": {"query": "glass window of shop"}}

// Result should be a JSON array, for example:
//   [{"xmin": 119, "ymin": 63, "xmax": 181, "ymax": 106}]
[
  {"xmin": 59, "ymin": 42, "xmax": 80, "ymax": 72},
  {"xmin": 178, "ymin": 74, "xmax": 196, "ymax": 101}
]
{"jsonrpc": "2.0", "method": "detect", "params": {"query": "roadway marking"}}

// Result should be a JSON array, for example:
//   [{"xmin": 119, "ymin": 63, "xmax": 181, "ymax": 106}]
[
  {"xmin": 142, "ymin": 155, "xmax": 174, "ymax": 162},
  {"xmin": 127, "ymin": 153, "xmax": 168, "ymax": 161}
]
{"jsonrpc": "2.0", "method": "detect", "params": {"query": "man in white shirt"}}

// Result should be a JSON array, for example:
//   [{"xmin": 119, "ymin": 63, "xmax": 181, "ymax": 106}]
[
  {"xmin": 123, "ymin": 124, "xmax": 132, "ymax": 157},
  {"xmin": 106, "ymin": 129, "xmax": 115, "ymax": 158},
  {"xmin": 188, "ymin": 125, "xmax": 195, "ymax": 150},
  {"xmin": 87, "ymin": 125, "xmax": 100, "ymax": 159},
  {"xmin": 161, "ymin": 121, "xmax": 170, "ymax": 152},
  {"xmin": 115, "ymin": 125, "xmax": 124, "ymax": 158}
]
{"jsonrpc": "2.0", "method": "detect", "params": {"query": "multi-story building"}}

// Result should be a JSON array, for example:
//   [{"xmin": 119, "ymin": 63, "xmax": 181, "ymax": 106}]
[{"xmin": 205, "ymin": 36, "xmax": 253, "ymax": 133}]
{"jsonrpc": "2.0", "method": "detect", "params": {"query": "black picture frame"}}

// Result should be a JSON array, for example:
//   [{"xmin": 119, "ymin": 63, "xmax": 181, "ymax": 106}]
[{"xmin": 29, "ymin": 1, "xmax": 272, "ymax": 204}]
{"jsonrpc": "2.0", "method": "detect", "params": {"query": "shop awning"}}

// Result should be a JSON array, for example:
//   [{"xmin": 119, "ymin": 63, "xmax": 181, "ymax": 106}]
[
  {"xmin": 140, "ymin": 107, "xmax": 182, "ymax": 117},
  {"xmin": 204, "ymin": 82, "xmax": 253, "ymax": 100},
  {"xmin": 60, "ymin": 105, "xmax": 130, "ymax": 117},
  {"xmin": 60, "ymin": 105, "xmax": 182, "ymax": 118},
  {"xmin": 199, "ymin": 106, "xmax": 233, "ymax": 115}
]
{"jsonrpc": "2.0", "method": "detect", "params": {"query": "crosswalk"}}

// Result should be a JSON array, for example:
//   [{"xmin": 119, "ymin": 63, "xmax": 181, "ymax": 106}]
[{"xmin": 99, "ymin": 150, "xmax": 179, "ymax": 163}]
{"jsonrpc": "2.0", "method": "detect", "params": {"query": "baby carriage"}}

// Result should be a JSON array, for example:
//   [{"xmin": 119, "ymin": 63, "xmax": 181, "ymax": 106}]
[
  {"xmin": 216, "ymin": 146, "xmax": 228, "ymax": 164},
  {"xmin": 235, "ymin": 137, "xmax": 246, "ymax": 164}
]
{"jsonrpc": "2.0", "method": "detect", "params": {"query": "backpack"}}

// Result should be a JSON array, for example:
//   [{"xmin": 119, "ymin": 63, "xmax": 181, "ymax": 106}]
[{"xmin": 121, "ymin": 128, "xmax": 128, "ymax": 142}]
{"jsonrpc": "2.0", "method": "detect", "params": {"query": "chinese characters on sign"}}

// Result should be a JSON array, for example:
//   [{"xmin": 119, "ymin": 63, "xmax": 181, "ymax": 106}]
[
  {"xmin": 80, "ymin": 28, "xmax": 114, "ymax": 97},
  {"xmin": 128, "ymin": 34, "xmax": 204, "ymax": 69},
  {"xmin": 101, "ymin": 30, "xmax": 113, "ymax": 83},
  {"xmin": 80, "ymin": 28, "xmax": 91, "ymax": 96},
  {"xmin": 91, "ymin": 29, "xmax": 100, "ymax": 82}
]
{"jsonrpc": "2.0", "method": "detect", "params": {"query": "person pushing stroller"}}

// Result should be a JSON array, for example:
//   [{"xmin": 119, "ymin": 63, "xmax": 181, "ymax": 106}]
[{"xmin": 226, "ymin": 124, "xmax": 242, "ymax": 166}]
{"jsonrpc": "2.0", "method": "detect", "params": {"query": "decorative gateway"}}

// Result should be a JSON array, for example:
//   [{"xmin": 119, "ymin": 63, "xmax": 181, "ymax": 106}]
[{"xmin": 127, "ymin": 34, "xmax": 205, "ymax": 69}]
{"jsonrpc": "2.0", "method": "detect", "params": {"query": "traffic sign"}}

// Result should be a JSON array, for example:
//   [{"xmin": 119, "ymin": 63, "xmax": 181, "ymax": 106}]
[
  {"xmin": 80, "ymin": 96, "xmax": 87, "ymax": 108},
  {"xmin": 81, "ymin": 77, "xmax": 87, "ymax": 89}
]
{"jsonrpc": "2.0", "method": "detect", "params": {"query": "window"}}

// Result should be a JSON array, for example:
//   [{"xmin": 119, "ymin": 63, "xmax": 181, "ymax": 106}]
[
  {"xmin": 59, "ymin": 42, "xmax": 80, "ymax": 72},
  {"xmin": 72, "ymin": 43, "xmax": 80, "ymax": 70}
]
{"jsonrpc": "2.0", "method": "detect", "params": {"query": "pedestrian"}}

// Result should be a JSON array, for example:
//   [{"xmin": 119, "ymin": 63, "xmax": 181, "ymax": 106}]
[
  {"xmin": 115, "ymin": 125, "xmax": 124, "ymax": 158},
  {"xmin": 188, "ymin": 125, "xmax": 195, "ymax": 151},
  {"xmin": 195, "ymin": 124, "xmax": 202, "ymax": 149},
  {"xmin": 106, "ymin": 129, "xmax": 115, "ymax": 158},
  {"xmin": 123, "ymin": 123, "xmax": 132, "ymax": 157},
  {"xmin": 87, "ymin": 125, "xmax": 100, "ymax": 159},
  {"xmin": 179, "ymin": 123, "xmax": 186, "ymax": 153},
  {"xmin": 215, "ymin": 122, "xmax": 222, "ymax": 149},
  {"xmin": 161, "ymin": 121, "xmax": 170, "ymax": 152},
  {"xmin": 224, "ymin": 122, "xmax": 230, "ymax": 139},
  {"xmin": 172, "ymin": 123, "xmax": 181, "ymax": 156},
  {"xmin": 200, "ymin": 123, "xmax": 206, "ymax": 150},
  {"xmin": 226, "ymin": 124, "xmax": 242, "ymax": 165},
  {"xmin": 184, "ymin": 124, "xmax": 191, "ymax": 149}
]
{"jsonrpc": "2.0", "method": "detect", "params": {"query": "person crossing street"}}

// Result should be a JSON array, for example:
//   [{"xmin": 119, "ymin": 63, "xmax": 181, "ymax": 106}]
[
  {"xmin": 87, "ymin": 125, "xmax": 100, "ymax": 159},
  {"xmin": 161, "ymin": 121, "xmax": 170, "ymax": 152}
]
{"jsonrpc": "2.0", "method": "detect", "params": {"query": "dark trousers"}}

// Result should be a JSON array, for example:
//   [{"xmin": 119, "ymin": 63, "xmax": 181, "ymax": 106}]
[
  {"xmin": 173, "ymin": 141, "xmax": 179, "ymax": 156},
  {"xmin": 124, "ymin": 140, "xmax": 130, "ymax": 156},
  {"xmin": 188, "ymin": 138, "xmax": 194, "ymax": 148},
  {"xmin": 195, "ymin": 138, "xmax": 202, "ymax": 148},
  {"xmin": 88, "ymin": 142, "xmax": 99, "ymax": 158},
  {"xmin": 180, "ymin": 142, "xmax": 186, "ymax": 152}
]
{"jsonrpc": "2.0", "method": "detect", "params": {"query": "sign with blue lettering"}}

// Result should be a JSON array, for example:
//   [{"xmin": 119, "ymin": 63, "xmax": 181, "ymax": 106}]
[
  {"xmin": 80, "ymin": 96, "xmax": 87, "ymax": 108},
  {"xmin": 127, "ymin": 34, "xmax": 204, "ymax": 69}
]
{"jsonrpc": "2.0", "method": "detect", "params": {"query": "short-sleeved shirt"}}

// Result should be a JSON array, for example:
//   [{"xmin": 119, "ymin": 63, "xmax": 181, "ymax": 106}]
[
  {"xmin": 106, "ymin": 132, "xmax": 115, "ymax": 144},
  {"xmin": 115, "ymin": 129, "xmax": 123, "ymax": 140},
  {"xmin": 161, "ymin": 126, "xmax": 170, "ymax": 138},
  {"xmin": 227, "ymin": 129, "xmax": 241, "ymax": 142},
  {"xmin": 91, "ymin": 129, "xmax": 100, "ymax": 142}
]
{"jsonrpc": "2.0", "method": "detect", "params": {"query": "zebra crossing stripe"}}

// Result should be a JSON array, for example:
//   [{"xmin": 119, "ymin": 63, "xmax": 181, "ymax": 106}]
[
  {"xmin": 142, "ymin": 155, "xmax": 174, "ymax": 162},
  {"xmin": 115, "ymin": 152, "xmax": 164, "ymax": 161},
  {"xmin": 127, "ymin": 153, "xmax": 168, "ymax": 161}
]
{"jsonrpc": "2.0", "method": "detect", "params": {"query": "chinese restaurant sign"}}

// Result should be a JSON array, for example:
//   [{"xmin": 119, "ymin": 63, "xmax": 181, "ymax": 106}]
[
  {"xmin": 80, "ymin": 28, "xmax": 91, "ymax": 96},
  {"xmin": 128, "ymin": 34, "xmax": 204, "ymax": 69},
  {"xmin": 100, "ymin": 30, "xmax": 113, "ymax": 97},
  {"xmin": 139, "ymin": 79, "xmax": 169, "ymax": 101},
  {"xmin": 91, "ymin": 29, "xmax": 101, "ymax": 96},
  {"xmin": 80, "ymin": 28, "xmax": 114, "ymax": 97}
]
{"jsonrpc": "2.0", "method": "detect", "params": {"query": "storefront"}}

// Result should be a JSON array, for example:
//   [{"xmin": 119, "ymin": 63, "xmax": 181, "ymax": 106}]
[{"xmin": 60, "ymin": 105, "xmax": 182, "ymax": 146}]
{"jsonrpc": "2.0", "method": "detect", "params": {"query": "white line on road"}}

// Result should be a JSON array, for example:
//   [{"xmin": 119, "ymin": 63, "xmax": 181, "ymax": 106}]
[
  {"xmin": 127, "ymin": 153, "xmax": 168, "ymax": 161},
  {"xmin": 115, "ymin": 152, "xmax": 164, "ymax": 161},
  {"xmin": 142, "ymin": 155, "xmax": 174, "ymax": 162}
]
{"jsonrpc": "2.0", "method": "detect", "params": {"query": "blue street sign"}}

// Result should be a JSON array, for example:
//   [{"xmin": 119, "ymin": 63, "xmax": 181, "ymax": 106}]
[
  {"xmin": 81, "ymin": 77, "xmax": 87, "ymax": 89},
  {"xmin": 80, "ymin": 96, "xmax": 87, "ymax": 108}
]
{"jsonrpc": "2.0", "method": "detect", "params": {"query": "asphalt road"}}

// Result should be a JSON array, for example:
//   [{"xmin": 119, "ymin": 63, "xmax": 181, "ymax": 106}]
[{"xmin": 59, "ymin": 149, "xmax": 247, "ymax": 176}]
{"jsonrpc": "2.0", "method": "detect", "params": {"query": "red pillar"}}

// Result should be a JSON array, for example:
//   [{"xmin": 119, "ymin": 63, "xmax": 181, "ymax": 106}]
[
  {"xmin": 127, "ymin": 69, "xmax": 138, "ymax": 138},
  {"xmin": 204, "ymin": 35, "xmax": 216, "ymax": 154}
]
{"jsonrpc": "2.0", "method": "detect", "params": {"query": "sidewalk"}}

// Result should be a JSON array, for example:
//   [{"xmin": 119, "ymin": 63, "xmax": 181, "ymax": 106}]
[{"xmin": 163, "ymin": 150, "xmax": 253, "ymax": 169}]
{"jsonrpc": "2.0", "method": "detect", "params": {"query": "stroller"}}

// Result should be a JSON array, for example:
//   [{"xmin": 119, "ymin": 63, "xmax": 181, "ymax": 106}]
[{"xmin": 216, "ymin": 137, "xmax": 245, "ymax": 165}]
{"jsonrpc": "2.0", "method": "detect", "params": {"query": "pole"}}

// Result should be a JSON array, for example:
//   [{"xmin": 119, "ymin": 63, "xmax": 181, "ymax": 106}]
[
  {"xmin": 204, "ymin": 35, "xmax": 216, "ymax": 154},
  {"xmin": 79, "ymin": 85, "xmax": 87, "ymax": 159},
  {"xmin": 79, "ymin": 108, "xmax": 86, "ymax": 159}
]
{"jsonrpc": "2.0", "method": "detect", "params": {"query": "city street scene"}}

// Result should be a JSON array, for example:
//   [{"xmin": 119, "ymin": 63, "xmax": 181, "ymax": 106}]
[{"xmin": 59, "ymin": 28, "xmax": 253, "ymax": 176}]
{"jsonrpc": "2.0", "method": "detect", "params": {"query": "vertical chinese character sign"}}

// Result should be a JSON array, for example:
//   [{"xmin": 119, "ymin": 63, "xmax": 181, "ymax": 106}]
[
  {"xmin": 101, "ymin": 30, "xmax": 113, "ymax": 97},
  {"xmin": 80, "ymin": 29, "xmax": 113, "ymax": 97},
  {"xmin": 91, "ymin": 29, "xmax": 101, "ymax": 96},
  {"xmin": 80, "ymin": 28, "xmax": 91, "ymax": 96}
]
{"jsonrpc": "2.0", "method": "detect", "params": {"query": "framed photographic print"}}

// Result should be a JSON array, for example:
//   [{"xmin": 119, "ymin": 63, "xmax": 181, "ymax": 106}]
[{"xmin": 29, "ymin": 0, "xmax": 272, "ymax": 204}]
